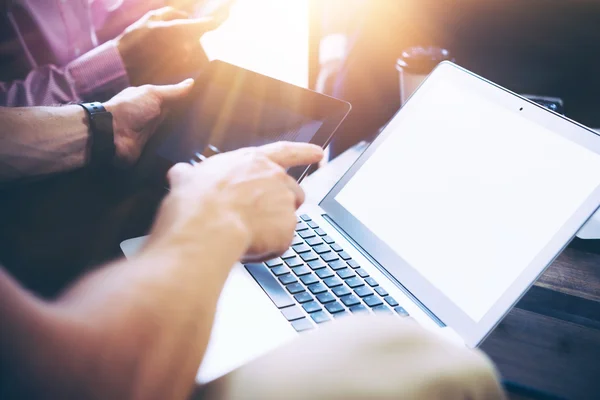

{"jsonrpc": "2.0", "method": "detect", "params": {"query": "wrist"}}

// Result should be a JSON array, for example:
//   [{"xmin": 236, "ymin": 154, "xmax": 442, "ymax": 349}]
[
  {"xmin": 146, "ymin": 201, "xmax": 251, "ymax": 265},
  {"xmin": 78, "ymin": 102, "xmax": 116, "ymax": 167}
]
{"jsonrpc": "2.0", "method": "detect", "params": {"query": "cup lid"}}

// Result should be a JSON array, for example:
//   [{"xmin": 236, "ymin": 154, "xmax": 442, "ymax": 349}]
[{"xmin": 396, "ymin": 46, "xmax": 454, "ymax": 74}]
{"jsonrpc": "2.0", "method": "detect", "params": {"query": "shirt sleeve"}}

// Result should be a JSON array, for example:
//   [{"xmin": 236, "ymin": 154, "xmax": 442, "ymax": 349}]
[{"xmin": 0, "ymin": 41, "xmax": 129, "ymax": 107}]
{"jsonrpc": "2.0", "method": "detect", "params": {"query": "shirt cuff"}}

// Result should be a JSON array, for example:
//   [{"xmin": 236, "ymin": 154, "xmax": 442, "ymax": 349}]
[
  {"xmin": 319, "ymin": 34, "xmax": 349, "ymax": 65},
  {"xmin": 67, "ymin": 40, "xmax": 130, "ymax": 102}
]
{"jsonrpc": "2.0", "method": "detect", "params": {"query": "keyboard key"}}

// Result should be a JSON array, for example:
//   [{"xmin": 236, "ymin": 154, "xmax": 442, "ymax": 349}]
[
  {"xmin": 316, "ymin": 268, "xmax": 334, "ymax": 279},
  {"xmin": 337, "ymin": 268, "xmax": 356, "ymax": 279},
  {"xmin": 325, "ymin": 301, "xmax": 345, "ymax": 314},
  {"xmin": 300, "ymin": 251, "xmax": 319, "ymax": 262},
  {"xmin": 346, "ymin": 277, "xmax": 364, "ymax": 288},
  {"xmin": 316, "ymin": 292, "xmax": 336, "ymax": 304},
  {"xmin": 384, "ymin": 296, "xmax": 399, "ymax": 307},
  {"xmin": 294, "ymin": 292, "xmax": 313, "ymax": 304},
  {"xmin": 300, "ymin": 274, "xmax": 318, "ymax": 285},
  {"xmin": 312, "ymin": 244, "xmax": 331, "ymax": 254},
  {"xmin": 285, "ymin": 256, "xmax": 304, "ymax": 268},
  {"xmin": 350, "ymin": 304, "xmax": 369, "ymax": 314},
  {"xmin": 245, "ymin": 263, "xmax": 294, "ymax": 308},
  {"xmin": 307, "ymin": 221, "xmax": 319, "ymax": 229},
  {"xmin": 281, "ymin": 305, "xmax": 305, "ymax": 321},
  {"xmin": 308, "ymin": 282, "xmax": 328, "ymax": 295},
  {"xmin": 347, "ymin": 259, "xmax": 360, "ymax": 269},
  {"xmin": 291, "ymin": 317, "xmax": 313, "ymax": 332},
  {"xmin": 341, "ymin": 294, "xmax": 361, "ymax": 307},
  {"xmin": 331, "ymin": 243, "xmax": 343, "ymax": 252},
  {"xmin": 296, "ymin": 221, "xmax": 309, "ymax": 231},
  {"xmin": 375, "ymin": 287, "xmax": 389, "ymax": 297},
  {"xmin": 292, "ymin": 266, "xmax": 312, "ymax": 276},
  {"xmin": 306, "ymin": 237, "xmax": 323, "ymax": 246},
  {"xmin": 328, "ymin": 260, "xmax": 347, "ymax": 270},
  {"xmin": 299, "ymin": 230, "xmax": 316, "ymax": 239},
  {"xmin": 308, "ymin": 259, "xmax": 327, "ymax": 270},
  {"xmin": 300, "ymin": 214, "xmax": 311, "ymax": 221},
  {"xmin": 324, "ymin": 277, "xmax": 343, "ymax": 288},
  {"xmin": 373, "ymin": 305, "xmax": 393, "ymax": 315},
  {"xmin": 354, "ymin": 286, "xmax": 374, "ymax": 298},
  {"xmin": 286, "ymin": 282, "xmax": 305, "ymax": 294},
  {"xmin": 278, "ymin": 274, "xmax": 297, "ymax": 285},
  {"xmin": 322, "ymin": 236, "xmax": 335, "ymax": 244},
  {"xmin": 321, "ymin": 252, "xmax": 339, "ymax": 263},
  {"xmin": 293, "ymin": 243, "xmax": 311, "ymax": 254},
  {"xmin": 333, "ymin": 285, "xmax": 352, "ymax": 297},
  {"xmin": 291, "ymin": 235, "xmax": 303, "ymax": 246},
  {"xmin": 271, "ymin": 265, "xmax": 291, "ymax": 276},
  {"xmin": 314, "ymin": 228, "xmax": 327, "ymax": 236},
  {"xmin": 394, "ymin": 307, "xmax": 410, "ymax": 317},
  {"xmin": 281, "ymin": 249, "xmax": 296, "ymax": 259},
  {"xmin": 266, "ymin": 258, "xmax": 283, "ymax": 267},
  {"xmin": 356, "ymin": 268, "xmax": 369, "ymax": 278},
  {"xmin": 311, "ymin": 311, "xmax": 330, "ymax": 324},
  {"xmin": 365, "ymin": 277, "xmax": 379, "ymax": 287},
  {"xmin": 364, "ymin": 295, "xmax": 383, "ymax": 307},
  {"xmin": 302, "ymin": 301, "xmax": 322, "ymax": 313},
  {"xmin": 338, "ymin": 251, "xmax": 352, "ymax": 260}
]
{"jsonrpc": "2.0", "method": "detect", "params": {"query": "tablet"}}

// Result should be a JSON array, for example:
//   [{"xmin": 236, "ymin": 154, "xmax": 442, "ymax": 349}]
[{"xmin": 155, "ymin": 60, "xmax": 351, "ymax": 181}]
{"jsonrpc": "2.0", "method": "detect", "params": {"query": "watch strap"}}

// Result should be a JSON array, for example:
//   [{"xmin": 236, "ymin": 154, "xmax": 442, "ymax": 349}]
[{"xmin": 79, "ymin": 102, "xmax": 115, "ymax": 167}]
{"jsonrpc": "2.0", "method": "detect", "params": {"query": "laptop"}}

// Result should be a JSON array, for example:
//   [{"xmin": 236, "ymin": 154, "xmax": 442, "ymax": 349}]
[{"xmin": 122, "ymin": 62, "xmax": 600, "ymax": 383}]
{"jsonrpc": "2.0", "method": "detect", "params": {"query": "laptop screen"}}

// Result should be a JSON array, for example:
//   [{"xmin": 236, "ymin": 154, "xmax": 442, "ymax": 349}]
[{"xmin": 320, "ymin": 62, "xmax": 600, "ymax": 345}]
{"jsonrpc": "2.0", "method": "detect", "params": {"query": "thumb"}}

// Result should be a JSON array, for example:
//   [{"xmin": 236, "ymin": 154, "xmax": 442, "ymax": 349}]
[
  {"xmin": 153, "ymin": 17, "xmax": 222, "ymax": 38},
  {"xmin": 153, "ymin": 78, "xmax": 195, "ymax": 103},
  {"xmin": 167, "ymin": 162, "xmax": 194, "ymax": 188},
  {"xmin": 149, "ymin": 6, "xmax": 190, "ymax": 22}
]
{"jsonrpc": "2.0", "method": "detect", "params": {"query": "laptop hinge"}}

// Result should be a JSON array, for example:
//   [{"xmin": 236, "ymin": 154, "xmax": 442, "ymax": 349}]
[{"xmin": 322, "ymin": 214, "xmax": 446, "ymax": 327}]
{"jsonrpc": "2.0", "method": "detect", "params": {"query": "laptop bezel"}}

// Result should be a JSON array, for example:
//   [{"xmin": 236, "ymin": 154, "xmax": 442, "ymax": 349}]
[{"xmin": 319, "ymin": 61, "xmax": 600, "ymax": 347}]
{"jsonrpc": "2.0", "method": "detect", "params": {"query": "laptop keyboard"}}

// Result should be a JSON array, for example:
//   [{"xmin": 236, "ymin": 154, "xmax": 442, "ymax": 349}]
[{"xmin": 244, "ymin": 214, "xmax": 410, "ymax": 332}]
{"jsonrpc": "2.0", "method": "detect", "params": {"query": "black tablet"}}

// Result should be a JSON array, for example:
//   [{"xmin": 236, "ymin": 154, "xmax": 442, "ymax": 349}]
[{"xmin": 155, "ymin": 60, "xmax": 351, "ymax": 181}]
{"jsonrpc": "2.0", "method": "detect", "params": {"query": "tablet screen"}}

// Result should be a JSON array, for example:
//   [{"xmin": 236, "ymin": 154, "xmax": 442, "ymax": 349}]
[
  {"xmin": 153, "ymin": 61, "xmax": 350, "ymax": 175},
  {"xmin": 157, "ymin": 81, "xmax": 325, "ymax": 163}
]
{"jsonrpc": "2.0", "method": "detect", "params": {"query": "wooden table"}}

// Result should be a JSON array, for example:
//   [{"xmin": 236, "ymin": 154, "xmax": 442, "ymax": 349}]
[{"xmin": 1, "ymin": 142, "xmax": 600, "ymax": 399}]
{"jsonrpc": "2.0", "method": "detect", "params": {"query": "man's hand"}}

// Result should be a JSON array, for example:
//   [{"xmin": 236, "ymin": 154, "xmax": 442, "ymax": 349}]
[
  {"xmin": 150, "ymin": 142, "xmax": 324, "ymax": 261},
  {"xmin": 115, "ymin": 7, "xmax": 226, "ymax": 86},
  {"xmin": 103, "ymin": 79, "xmax": 195, "ymax": 166}
]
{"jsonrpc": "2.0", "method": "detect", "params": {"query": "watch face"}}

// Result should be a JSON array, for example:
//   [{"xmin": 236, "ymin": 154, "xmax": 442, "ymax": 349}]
[{"xmin": 92, "ymin": 112, "xmax": 115, "ymax": 151}]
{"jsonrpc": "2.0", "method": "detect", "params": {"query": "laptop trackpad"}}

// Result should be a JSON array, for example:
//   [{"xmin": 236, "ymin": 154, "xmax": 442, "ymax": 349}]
[
  {"xmin": 197, "ymin": 264, "xmax": 297, "ymax": 383},
  {"xmin": 120, "ymin": 237, "xmax": 297, "ymax": 384}
]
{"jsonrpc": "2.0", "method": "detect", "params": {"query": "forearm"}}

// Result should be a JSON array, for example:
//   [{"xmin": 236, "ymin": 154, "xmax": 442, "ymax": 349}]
[
  {"xmin": 2, "ymin": 220, "xmax": 247, "ymax": 399},
  {"xmin": 0, "ymin": 106, "xmax": 91, "ymax": 182},
  {"xmin": 0, "ymin": 43, "xmax": 129, "ymax": 108}
]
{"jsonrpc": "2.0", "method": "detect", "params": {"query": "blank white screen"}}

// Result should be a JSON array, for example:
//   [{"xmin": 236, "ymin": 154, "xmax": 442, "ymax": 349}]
[{"xmin": 336, "ymin": 78, "xmax": 600, "ymax": 322}]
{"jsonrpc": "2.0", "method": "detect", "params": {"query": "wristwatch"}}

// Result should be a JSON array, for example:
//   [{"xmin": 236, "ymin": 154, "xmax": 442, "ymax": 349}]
[{"xmin": 79, "ymin": 102, "xmax": 116, "ymax": 167}]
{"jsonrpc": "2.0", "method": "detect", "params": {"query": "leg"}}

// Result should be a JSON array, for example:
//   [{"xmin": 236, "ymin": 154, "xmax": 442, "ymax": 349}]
[{"xmin": 194, "ymin": 316, "xmax": 505, "ymax": 400}]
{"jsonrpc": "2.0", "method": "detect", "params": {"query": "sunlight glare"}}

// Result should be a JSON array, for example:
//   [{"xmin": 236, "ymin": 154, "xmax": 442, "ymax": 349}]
[{"xmin": 201, "ymin": 0, "xmax": 309, "ymax": 88}]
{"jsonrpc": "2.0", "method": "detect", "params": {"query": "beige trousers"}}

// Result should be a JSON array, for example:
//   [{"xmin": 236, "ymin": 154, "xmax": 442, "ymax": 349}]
[{"xmin": 193, "ymin": 315, "xmax": 506, "ymax": 400}]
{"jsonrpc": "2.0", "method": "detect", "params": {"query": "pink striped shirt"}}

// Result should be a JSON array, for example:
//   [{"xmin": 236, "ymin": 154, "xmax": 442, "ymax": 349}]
[{"xmin": 0, "ymin": 0, "xmax": 165, "ymax": 106}]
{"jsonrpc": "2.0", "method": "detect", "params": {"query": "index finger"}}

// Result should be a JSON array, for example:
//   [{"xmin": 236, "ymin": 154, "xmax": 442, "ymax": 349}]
[{"xmin": 258, "ymin": 142, "xmax": 324, "ymax": 169}]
